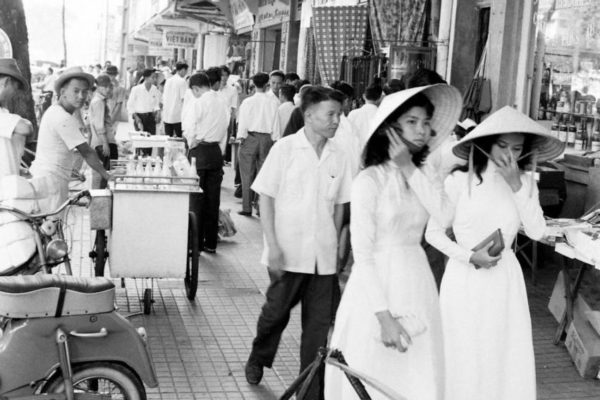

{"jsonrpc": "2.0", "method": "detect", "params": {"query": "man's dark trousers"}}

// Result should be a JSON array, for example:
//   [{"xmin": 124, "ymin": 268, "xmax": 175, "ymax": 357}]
[
  {"xmin": 239, "ymin": 132, "xmax": 272, "ymax": 213},
  {"xmin": 249, "ymin": 271, "xmax": 338, "ymax": 400},
  {"xmin": 189, "ymin": 143, "xmax": 223, "ymax": 251},
  {"xmin": 164, "ymin": 122, "xmax": 182, "ymax": 137},
  {"xmin": 134, "ymin": 112, "xmax": 156, "ymax": 155}
]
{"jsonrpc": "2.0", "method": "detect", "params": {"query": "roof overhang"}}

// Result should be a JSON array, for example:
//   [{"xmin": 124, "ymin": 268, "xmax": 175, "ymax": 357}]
[{"xmin": 174, "ymin": 0, "xmax": 233, "ymax": 29}]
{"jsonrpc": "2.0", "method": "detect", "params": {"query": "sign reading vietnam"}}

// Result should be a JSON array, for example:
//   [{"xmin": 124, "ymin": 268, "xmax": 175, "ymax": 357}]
[
  {"xmin": 162, "ymin": 30, "xmax": 198, "ymax": 48},
  {"xmin": 256, "ymin": 0, "xmax": 290, "ymax": 28}
]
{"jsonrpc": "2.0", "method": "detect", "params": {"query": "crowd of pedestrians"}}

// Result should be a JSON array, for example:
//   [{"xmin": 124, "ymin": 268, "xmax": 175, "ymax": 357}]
[{"xmin": 0, "ymin": 55, "xmax": 566, "ymax": 400}]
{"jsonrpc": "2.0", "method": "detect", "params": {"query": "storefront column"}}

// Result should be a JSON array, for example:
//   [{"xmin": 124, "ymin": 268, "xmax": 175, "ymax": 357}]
[{"xmin": 249, "ymin": 27, "xmax": 262, "ymax": 76}]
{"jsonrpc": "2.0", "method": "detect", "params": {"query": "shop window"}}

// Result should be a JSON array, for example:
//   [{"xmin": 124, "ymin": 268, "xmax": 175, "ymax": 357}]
[{"xmin": 535, "ymin": 2, "xmax": 600, "ymax": 153}]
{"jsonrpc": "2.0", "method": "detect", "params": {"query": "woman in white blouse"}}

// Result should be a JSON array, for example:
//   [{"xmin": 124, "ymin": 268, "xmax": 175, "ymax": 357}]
[
  {"xmin": 324, "ymin": 84, "xmax": 462, "ymax": 400},
  {"xmin": 425, "ymin": 106, "xmax": 565, "ymax": 400}
]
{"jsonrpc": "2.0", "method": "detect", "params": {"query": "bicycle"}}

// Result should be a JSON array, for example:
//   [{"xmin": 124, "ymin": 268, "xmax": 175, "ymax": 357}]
[{"xmin": 279, "ymin": 347, "xmax": 407, "ymax": 400}]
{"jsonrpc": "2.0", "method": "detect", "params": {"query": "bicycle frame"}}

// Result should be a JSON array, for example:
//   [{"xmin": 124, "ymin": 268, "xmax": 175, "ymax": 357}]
[
  {"xmin": 0, "ymin": 191, "xmax": 90, "ymax": 275},
  {"xmin": 279, "ymin": 348, "xmax": 407, "ymax": 400}
]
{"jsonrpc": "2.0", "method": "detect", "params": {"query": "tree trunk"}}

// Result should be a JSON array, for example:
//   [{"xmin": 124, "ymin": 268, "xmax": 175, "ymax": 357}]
[{"xmin": 0, "ymin": 0, "xmax": 38, "ymax": 141}]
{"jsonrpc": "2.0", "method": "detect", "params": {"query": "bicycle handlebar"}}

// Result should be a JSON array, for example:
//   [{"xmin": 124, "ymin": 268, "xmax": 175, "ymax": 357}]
[{"xmin": 0, "ymin": 190, "xmax": 91, "ymax": 220}]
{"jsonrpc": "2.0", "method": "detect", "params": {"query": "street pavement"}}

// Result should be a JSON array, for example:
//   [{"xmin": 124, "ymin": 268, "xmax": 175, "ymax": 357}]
[{"xmin": 65, "ymin": 163, "xmax": 600, "ymax": 399}]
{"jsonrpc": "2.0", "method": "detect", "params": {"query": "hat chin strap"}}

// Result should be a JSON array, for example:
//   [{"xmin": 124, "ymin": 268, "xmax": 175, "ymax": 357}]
[{"xmin": 398, "ymin": 135, "xmax": 424, "ymax": 154}]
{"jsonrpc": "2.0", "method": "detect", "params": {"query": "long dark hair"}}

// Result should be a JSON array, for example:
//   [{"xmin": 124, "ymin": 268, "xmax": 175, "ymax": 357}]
[
  {"xmin": 451, "ymin": 134, "xmax": 534, "ymax": 183},
  {"xmin": 363, "ymin": 93, "xmax": 434, "ymax": 168}
]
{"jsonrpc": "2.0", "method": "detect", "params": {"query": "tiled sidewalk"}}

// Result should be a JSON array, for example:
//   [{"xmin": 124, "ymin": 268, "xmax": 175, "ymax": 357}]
[{"xmin": 64, "ymin": 165, "xmax": 599, "ymax": 399}]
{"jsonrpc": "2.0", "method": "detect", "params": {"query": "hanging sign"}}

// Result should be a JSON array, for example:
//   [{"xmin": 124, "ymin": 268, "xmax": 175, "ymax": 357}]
[
  {"xmin": 162, "ymin": 30, "xmax": 198, "ymax": 48},
  {"xmin": 0, "ymin": 29, "xmax": 12, "ymax": 58},
  {"xmin": 231, "ymin": 0, "xmax": 255, "ymax": 32},
  {"xmin": 256, "ymin": 0, "xmax": 290, "ymax": 28}
]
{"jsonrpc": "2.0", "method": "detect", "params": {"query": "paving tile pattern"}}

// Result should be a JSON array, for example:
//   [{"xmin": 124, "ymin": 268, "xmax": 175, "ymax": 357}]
[{"xmin": 62, "ymin": 167, "xmax": 600, "ymax": 399}]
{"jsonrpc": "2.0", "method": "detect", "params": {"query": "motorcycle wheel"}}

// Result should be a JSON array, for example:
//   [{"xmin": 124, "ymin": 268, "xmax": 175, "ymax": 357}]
[
  {"xmin": 94, "ymin": 230, "xmax": 108, "ymax": 277},
  {"xmin": 43, "ymin": 362, "xmax": 146, "ymax": 400}
]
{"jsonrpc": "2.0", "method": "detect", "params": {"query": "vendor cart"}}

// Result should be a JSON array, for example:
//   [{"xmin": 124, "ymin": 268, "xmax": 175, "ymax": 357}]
[{"xmin": 89, "ymin": 137, "xmax": 202, "ymax": 314}]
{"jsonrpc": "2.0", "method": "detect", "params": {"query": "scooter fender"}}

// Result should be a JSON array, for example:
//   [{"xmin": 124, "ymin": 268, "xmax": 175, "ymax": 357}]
[
  {"xmin": 0, "ymin": 311, "xmax": 157, "ymax": 395},
  {"xmin": 64, "ymin": 311, "xmax": 158, "ymax": 388}
]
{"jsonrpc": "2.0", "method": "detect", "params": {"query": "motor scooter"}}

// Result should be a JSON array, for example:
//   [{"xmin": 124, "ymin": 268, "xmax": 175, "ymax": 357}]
[{"xmin": 0, "ymin": 274, "xmax": 158, "ymax": 400}]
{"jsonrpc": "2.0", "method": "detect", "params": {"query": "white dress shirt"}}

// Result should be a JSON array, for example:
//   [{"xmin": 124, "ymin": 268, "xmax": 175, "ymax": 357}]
[
  {"xmin": 347, "ymin": 103, "xmax": 378, "ymax": 148},
  {"xmin": 0, "ymin": 108, "xmax": 24, "ymax": 177},
  {"xmin": 126, "ymin": 83, "xmax": 161, "ymax": 114},
  {"xmin": 331, "ymin": 115, "xmax": 361, "ymax": 177},
  {"xmin": 162, "ymin": 74, "xmax": 188, "ymax": 124},
  {"xmin": 182, "ymin": 90, "xmax": 230, "ymax": 153},
  {"xmin": 219, "ymin": 84, "xmax": 239, "ymax": 112},
  {"xmin": 251, "ymin": 129, "xmax": 353, "ymax": 275},
  {"xmin": 271, "ymin": 101, "xmax": 295, "ymax": 141},
  {"xmin": 236, "ymin": 91, "xmax": 280, "ymax": 139}
]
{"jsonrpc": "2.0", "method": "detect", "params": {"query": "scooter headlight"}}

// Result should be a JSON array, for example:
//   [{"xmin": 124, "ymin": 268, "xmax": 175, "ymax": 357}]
[
  {"xmin": 137, "ymin": 327, "xmax": 148, "ymax": 343},
  {"xmin": 46, "ymin": 239, "xmax": 68, "ymax": 260}
]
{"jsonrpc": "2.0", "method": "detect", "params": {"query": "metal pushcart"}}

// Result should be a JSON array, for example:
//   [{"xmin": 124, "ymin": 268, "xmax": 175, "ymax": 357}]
[{"xmin": 89, "ymin": 137, "xmax": 202, "ymax": 314}]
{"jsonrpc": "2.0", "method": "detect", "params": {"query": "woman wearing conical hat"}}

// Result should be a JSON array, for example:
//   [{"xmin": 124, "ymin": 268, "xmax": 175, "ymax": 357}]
[
  {"xmin": 324, "ymin": 84, "xmax": 462, "ymax": 400},
  {"xmin": 425, "ymin": 106, "xmax": 565, "ymax": 400}
]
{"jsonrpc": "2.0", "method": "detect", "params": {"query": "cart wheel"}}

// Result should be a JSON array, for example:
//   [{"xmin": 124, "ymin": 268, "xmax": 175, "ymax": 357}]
[
  {"xmin": 185, "ymin": 212, "xmax": 199, "ymax": 301},
  {"xmin": 143, "ymin": 288, "xmax": 152, "ymax": 315},
  {"xmin": 94, "ymin": 230, "xmax": 108, "ymax": 277}
]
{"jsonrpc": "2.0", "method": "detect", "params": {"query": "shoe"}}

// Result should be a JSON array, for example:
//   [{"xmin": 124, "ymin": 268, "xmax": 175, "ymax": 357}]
[
  {"xmin": 245, "ymin": 360, "xmax": 263, "ymax": 385},
  {"xmin": 203, "ymin": 247, "xmax": 216, "ymax": 254},
  {"xmin": 238, "ymin": 210, "xmax": 252, "ymax": 216},
  {"xmin": 234, "ymin": 185, "xmax": 242, "ymax": 198}
]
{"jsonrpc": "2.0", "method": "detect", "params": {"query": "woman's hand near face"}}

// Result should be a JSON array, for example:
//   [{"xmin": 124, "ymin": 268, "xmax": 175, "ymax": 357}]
[
  {"xmin": 387, "ymin": 127, "xmax": 416, "ymax": 176},
  {"xmin": 495, "ymin": 151, "xmax": 522, "ymax": 192}
]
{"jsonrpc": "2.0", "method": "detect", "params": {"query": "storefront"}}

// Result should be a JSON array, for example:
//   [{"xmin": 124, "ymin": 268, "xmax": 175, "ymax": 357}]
[
  {"xmin": 534, "ymin": 0, "xmax": 600, "ymax": 131},
  {"xmin": 249, "ymin": 0, "xmax": 296, "ymax": 75}
]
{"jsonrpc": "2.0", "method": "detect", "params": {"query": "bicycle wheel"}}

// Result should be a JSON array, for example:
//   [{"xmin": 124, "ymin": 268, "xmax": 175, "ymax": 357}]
[
  {"xmin": 43, "ymin": 361, "xmax": 146, "ymax": 400},
  {"xmin": 184, "ymin": 211, "xmax": 199, "ymax": 301},
  {"xmin": 94, "ymin": 230, "xmax": 107, "ymax": 277}
]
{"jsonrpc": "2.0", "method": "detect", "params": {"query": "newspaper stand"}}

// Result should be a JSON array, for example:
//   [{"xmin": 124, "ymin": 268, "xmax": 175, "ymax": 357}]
[{"xmin": 89, "ymin": 136, "xmax": 201, "ymax": 314}]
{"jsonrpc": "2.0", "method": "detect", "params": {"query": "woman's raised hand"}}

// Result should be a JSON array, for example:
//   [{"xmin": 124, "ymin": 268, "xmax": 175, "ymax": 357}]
[
  {"xmin": 386, "ymin": 127, "xmax": 417, "ymax": 178},
  {"xmin": 495, "ymin": 151, "xmax": 523, "ymax": 192}
]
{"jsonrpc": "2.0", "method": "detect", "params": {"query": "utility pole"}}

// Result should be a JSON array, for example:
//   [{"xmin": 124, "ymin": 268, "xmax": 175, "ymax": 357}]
[{"xmin": 62, "ymin": 0, "xmax": 67, "ymax": 66}]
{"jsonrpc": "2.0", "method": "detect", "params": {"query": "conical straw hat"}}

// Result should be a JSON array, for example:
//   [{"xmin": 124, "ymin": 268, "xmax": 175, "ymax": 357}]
[
  {"xmin": 366, "ymin": 83, "xmax": 463, "ymax": 152},
  {"xmin": 452, "ymin": 106, "xmax": 565, "ymax": 162}
]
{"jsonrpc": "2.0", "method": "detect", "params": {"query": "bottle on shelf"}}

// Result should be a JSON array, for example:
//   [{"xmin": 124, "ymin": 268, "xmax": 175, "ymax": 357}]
[
  {"xmin": 551, "ymin": 116, "xmax": 559, "ymax": 139},
  {"xmin": 558, "ymin": 114, "xmax": 568, "ymax": 143},
  {"xmin": 574, "ymin": 119, "xmax": 584, "ymax": 151},
  {"xmin": 567, "ymin": 115, "xmax": 576, "ymax": 148}
]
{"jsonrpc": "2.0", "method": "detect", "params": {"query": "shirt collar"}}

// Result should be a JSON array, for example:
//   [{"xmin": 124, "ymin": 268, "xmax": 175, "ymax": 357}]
[{"xmin": 294, "ymin": 128, "xmax": 337, "ymax": 153}]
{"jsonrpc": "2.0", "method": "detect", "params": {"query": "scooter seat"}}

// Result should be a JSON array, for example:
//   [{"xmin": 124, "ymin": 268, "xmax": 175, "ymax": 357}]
[{"xmin": 0, "ymin": 275, "xmax": 115, "ymax": 318}]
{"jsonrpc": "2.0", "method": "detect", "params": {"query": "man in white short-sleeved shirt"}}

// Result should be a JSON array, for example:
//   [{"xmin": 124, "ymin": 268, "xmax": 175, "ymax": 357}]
[
  {"xmin": 162, "ymin": 61, "xmax": 188, "ymax": 137},
  {"xmin": 245, "ymin": 86, "xmax": 352, "ymax": 399},
  {"xmin": 30, "ymin": 67, "xmax": 111, "ymax": 211}
]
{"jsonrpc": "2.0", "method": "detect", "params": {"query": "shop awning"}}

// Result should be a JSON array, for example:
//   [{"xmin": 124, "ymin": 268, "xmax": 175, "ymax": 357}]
[{"xmin": 174, "ymin": 0, "xmax": 234, "ymax": 28}]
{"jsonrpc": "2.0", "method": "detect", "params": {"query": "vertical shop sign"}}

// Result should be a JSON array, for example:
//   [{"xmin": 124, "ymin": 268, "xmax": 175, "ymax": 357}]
[
  {"xmin": 231, "ymin": 0, "xmax": 255, "ymax": 32},
  {"xmin": 257, "ymin": 0, "xmax": 290, "ymax": 28},
  {"xmin": 280, "ymin": 21, "xmax": 289, "ymax": 71}
]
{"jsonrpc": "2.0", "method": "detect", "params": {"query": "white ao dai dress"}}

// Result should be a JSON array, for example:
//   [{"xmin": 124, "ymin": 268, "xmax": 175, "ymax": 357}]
[
  {"xmin": 425, "ymin": 161, "xmax": 546, "ymax": 400},
  {"xmin": 325, "ymin": 162, "xmax": 452, "ymax": 400}
]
